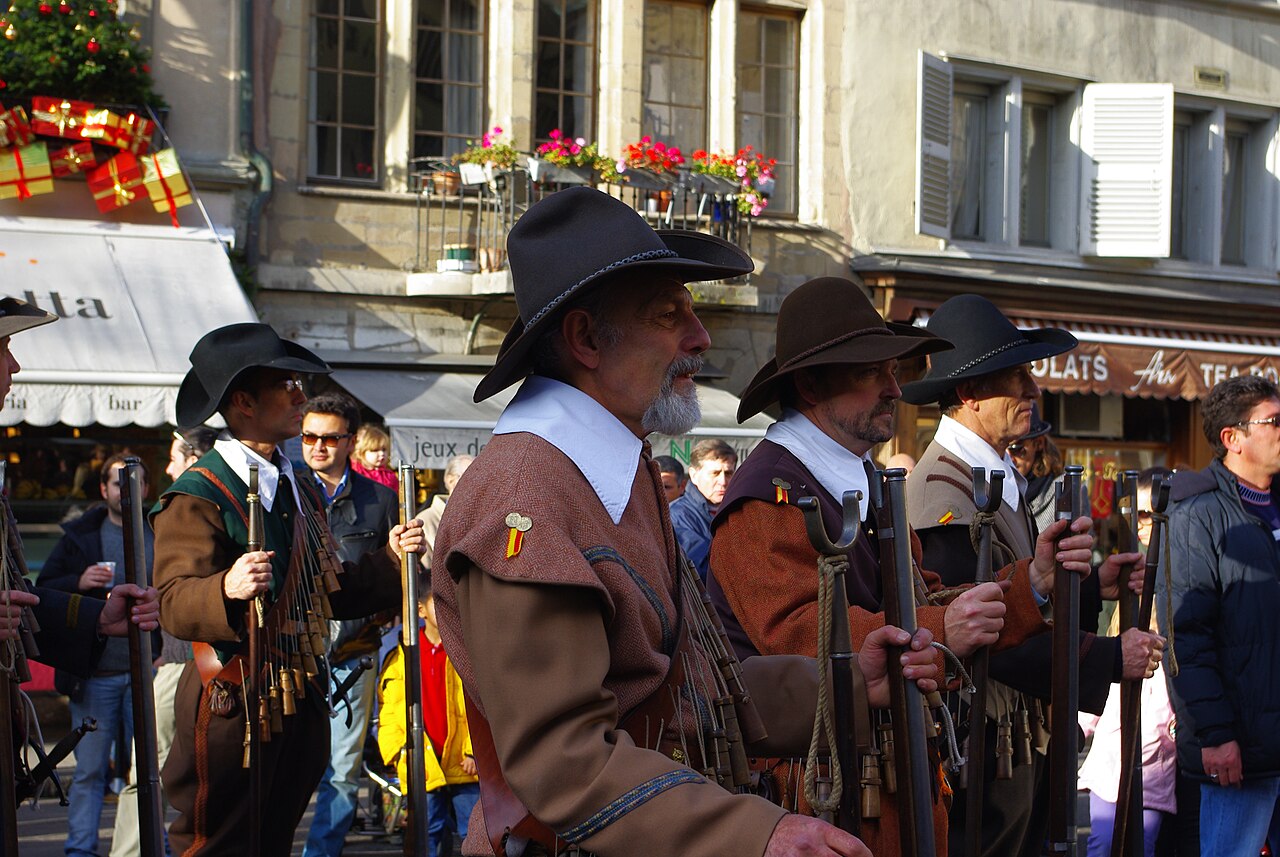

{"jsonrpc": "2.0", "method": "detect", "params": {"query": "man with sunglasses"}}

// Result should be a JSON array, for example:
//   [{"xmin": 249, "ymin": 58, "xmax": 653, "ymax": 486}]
[
  {"xmin": 1164, "ymin": 375, "xmax": 1280, "ymax": 856},
  {"xmin": 299, "ymin": 392, "xmax": 397, "ymax": 857},
  {"xmin": 152, "ymin": 323, "xmax": 424, "ymax": 857}
]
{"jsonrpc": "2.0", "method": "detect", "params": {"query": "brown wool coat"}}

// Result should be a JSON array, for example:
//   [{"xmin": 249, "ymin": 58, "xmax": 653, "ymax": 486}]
[{"xmin": 432, "ymin": 432, "xmax": 795, "ymax": 857}]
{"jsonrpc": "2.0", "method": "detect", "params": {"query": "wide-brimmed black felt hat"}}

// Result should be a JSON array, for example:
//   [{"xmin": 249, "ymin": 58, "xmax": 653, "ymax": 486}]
[
  {"xmin": 473, "ymin": 187, "xmax": 754, "ymax": 402},
  {"xmin": 900, "ymin": 294, "xmax": 1077, "ymax": 405},
  {"xmin": 736, "ymin": 277, "xmax": 952, "ymax": 421},
  {"xmin": 0, "ymin": 297, "xmax": 56, "ymax": 337},
  {"xmin": 176, "ymin": 323, "xmax": 330, "ymax": 427}
]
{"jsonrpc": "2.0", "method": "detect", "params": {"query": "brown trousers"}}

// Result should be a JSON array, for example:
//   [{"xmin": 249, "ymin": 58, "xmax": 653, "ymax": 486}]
[{"xmin": 162, "ymin": 660, "xmax": 330, "ymax": 857}]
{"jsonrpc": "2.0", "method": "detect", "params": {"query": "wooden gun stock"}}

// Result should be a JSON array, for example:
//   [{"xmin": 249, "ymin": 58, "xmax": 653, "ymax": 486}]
[{"xmin": 1111, "ymin": 471, "xmax": 1143, "ymax": 857}]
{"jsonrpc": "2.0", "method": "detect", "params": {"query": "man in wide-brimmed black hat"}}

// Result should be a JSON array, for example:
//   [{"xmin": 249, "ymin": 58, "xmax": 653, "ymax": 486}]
[
  {"xmin": 431, "ymin": 188, "xmax": 943, "ymax": 857},
  {"xmin": 150, "ymin": 322, "xmax": 424, "ymax": 857},
  {"xmin": 901, "ymin": 294, "xmax": 1163, "ymax": 857},
  {"xmin": 707, "ymin": 277, "xmax": 1094, "ymax": 856}
]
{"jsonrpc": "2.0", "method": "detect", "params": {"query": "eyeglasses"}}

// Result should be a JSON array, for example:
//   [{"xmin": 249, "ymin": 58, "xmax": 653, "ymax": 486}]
[
  {"xmin": 279, "ymin": 378, "xmax": 305, "ymax": 394},
  {"xmin": 1007, "ymin": 442, "xmax": 1028, "ymax": 456},
  {"xmin": 301, "ymin": 432, "xmax": 352, "ymax": 449},
  {"xmin": 1236, "ymin": 415, "xmax": 1280, "ymax": 430}
]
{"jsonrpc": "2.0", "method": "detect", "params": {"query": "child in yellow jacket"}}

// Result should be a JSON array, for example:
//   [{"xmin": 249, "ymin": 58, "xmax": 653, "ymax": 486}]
[{"xmin": 377, "ymin": 590, "xmax": 478, "ymax": 857}]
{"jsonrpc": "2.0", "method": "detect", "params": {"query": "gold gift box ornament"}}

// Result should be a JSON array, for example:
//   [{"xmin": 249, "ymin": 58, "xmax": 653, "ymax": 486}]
[
  {"xmin": 0, "ymin": 142, "xmax": 53, "ymax": 201},
  {"xmin": 140, "ymin": 148, "xmax": 192, "ymax": 227}
]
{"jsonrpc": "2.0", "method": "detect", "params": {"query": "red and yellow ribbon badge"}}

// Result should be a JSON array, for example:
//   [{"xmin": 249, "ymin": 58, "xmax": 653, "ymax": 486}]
[
  {"xmin": 772, "ymin": 477, "xmax": 791, "ymax": 505},
  {"xmin": 937, "ymin": 510, "xmax": 955, "ymax": 525},
  {"xmin": 504, "ymin": 512, "xmax": 532, "ymax": 559}
]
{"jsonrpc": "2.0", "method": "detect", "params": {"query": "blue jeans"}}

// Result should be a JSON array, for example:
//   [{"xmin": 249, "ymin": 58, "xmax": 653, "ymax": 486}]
[
  {"xmin": 1200, "ymin": 777, "xmax": 1280, "ymax": 857},
  {"xmin": 67, "ymin": 673, "xmax": 134, "ymax": 857},
  {"xmin": 426, "ymin": 782, "xmax": 479, "ymax": 857},
  {"xmin": 1086, "ymin": 791, "xmax": 1164, "ymax": 857},
  {"xmin": 301, "ymin": 658, "xmax": 377, "ymax": 857}
]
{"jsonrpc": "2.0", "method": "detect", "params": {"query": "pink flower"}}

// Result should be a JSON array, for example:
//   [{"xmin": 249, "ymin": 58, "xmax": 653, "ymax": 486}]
[
  {"xmin": 575, "ymin": 137, "xmax": 586, "ymax": 146},
  {"xmin": 493, "ymin": 126, "xmax": 503, "ymax": 134},
  {"xmin": 745, "ymin": 193, "xmax": 757, "ymax": 204},
  {"xmin": 750, "ymin": 204, "xmax": 763, "ymax": 216},
  {"xmin": 641, "ymin": 135, "xmax": 651, "ymax": 144},
  {"xmin": 616, "ymin": 160, "xmax": 627, "ymax": 173},
  {"xmin": 736, "ymin": 165, "xmax": 748, "ymax": 177},
  {"xmin": 550, "ymin": 128, "xmax": 562, "ymax": 139},
  {"xmin": 570, "ymin": 143, "xmax": 581, "ymax": 154}
]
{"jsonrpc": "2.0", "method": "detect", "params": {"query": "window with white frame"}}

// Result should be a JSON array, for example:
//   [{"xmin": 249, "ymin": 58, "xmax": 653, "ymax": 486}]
[
  {"xmin": 309, "ymin": 0, "xmax": 382, "ymax": 184},
  {"xmin": 1081, "ymin": 86, "xmax": 1278, "ymax": 267},
  {"xmin": 737, "ymin": 8, "xmax": 799, "ymax": 215},
  {"xmin": 413, "ymin": 0, "xmax": 487, "ymax": 163},
  {"xmin": 642, "ymin": 0, "xmax": 709, "ymax": 155},
  {"xmin": 916, "ymin": 54, "xmax": 1078, "ymax": 249}
]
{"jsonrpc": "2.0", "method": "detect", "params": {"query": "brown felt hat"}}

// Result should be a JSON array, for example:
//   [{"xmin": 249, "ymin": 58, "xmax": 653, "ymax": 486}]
[{"xmin": 736, "ymin": 277, "xmax": 952, "ymax": 421}]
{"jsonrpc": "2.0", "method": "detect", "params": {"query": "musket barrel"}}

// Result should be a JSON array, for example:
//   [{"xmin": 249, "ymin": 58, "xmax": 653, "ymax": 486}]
[
  {"xmin": 245, "ymin": 465, "xmax": 264, "ymax": 857},
  {"xmin": 1111, "ymin": 471, "xmax": 1144, "ymax": 857},
  {"xmin": 965, "ymin": 467, "xmax": 1003, "ymax": 857},
  {"xmin": 398, "ymin": 464, "xmax": 430, "ymax": 857},
  {"xmin": 1047, "ymin": 465, "xmax": 1085, "ymax": 856},
  {"xmin": 121, "ymin": 459, "xmax": 165, "ymax": 857},
  {"xmin": 875, "ymin": 468, "xmax": 936, "ymax": 857}
]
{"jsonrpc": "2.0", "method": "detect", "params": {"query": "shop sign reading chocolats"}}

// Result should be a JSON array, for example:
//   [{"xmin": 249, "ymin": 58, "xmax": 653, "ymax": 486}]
[{"xmin": 1031, "ymin": 340, "xmax": 1280, "ymax": 400}]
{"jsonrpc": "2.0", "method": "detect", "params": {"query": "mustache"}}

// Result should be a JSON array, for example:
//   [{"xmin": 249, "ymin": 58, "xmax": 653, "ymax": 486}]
[{"xmin": 663, "ymin": 355, "xmax": 703, "ymax": 389}]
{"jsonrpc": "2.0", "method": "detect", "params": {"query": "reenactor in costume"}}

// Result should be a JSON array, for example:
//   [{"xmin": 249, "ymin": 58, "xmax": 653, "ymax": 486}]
[
  {"xmin": 901, "ymin": 294, "xmax": 1164, "ymax": 857},
  {"xmin": 1, "ymin": 297, "xmax": 161, "ymax": 854},
  {"xmin": 707, "ymin": 277, "xmax": 1095, "ymax": 855},
  {"xmin": 431, "ymin": 187, "xmax": 941, "ymax": 857},
  {"xmin": 151, "ymin": 324, "xmax": 425, "ymax": 856}
]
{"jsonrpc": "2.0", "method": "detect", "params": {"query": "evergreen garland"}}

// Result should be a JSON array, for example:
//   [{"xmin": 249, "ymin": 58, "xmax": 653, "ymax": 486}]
[{"xmin": 0, "ymin": 0, "xmax": 163, "ymax": 106}]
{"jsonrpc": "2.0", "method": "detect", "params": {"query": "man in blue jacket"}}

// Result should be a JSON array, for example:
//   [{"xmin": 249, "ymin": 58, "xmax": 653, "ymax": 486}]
[
  {"xmin": 668, "ymin": 438, "xmax": 736, "ymax": 580},
  {"xmin": 1165, "ymin": 374, "xmax": 1280, "ymax": 856}
]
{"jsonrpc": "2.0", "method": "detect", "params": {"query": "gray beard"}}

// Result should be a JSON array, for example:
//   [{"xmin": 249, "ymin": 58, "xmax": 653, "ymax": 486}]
[{"xmin": 642, "ymin": 356, "xmax": 703, "ymax": 435}]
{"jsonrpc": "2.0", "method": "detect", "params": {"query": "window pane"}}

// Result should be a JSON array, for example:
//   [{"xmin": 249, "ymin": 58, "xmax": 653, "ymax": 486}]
[
  {"xmin": 313, "ymin": 71, "xmax": 339, "ymax": 123},
  {"xmin": 345, "ymin": 0, "xmax": 378, "ymax": 20},
  {"xmin": 452, "ymin": 0, "xmax": 482, "ymax": 31},
  {"xmin": 537, "ymin": 41, "xmax": 561, "ymax": 91},
  {"xmin": 448, "ymin": 32, "xmax": 482, "ymax": 83},
  {"xmin": 418, "ymin": 0, "xmax": 443, "ymax": 27},
  {"xmin": 671, "ymin": 106, "xmax": 703, "ymax": 152},
  {"xmin": 564, "ymin": 0, "xmax": 592, "ymax": 42},
  {"xmin": 951, "ymin": 93, "xmax": 985, "ymax": 239},
  {"xmin": 314, "ymin": 18, "xmax": 340, "ymax": 69},
  {"xmin": 644, "ymin": 3, "xmax": 670, "ymax": 53},
  {"xmin": 535, "ymin": 92, "xmax": 561, "ymax": 139},
  {"xmin": 764, "ymin": 67, "xmax": 792, "ymax": 114},
  {"xmin": 1020, "ymin": 102, "xmax": 1052, "ymax": 246},
  {"xmin": 316, "ymin": 0, "xmax": 341, "ymax": 15},
  {"xmin": 670, "ymin": 4, "xmax": 704, "ymax": 56},
  {"xmin": 1222, "ymin": 132, "xmax": 1246, "ymax": 265},
  {"xmin": 342, "ymin": 128, "xmax": 377, "ymax": 179},
  {"xmin": 563, "ymin": 43, "xmax": 591, "ymax": 93},
  {"xmin": 763, "ymin": 18, "xmax": 792, "ymax": 65},
  {"xmin": 670, "ymin": 57, "xmax": 704, "ymax": 107},
  {"xmin": 538, "ymin": 0, "xmax": 562, "ymax": 39},
  {"xmin": 642, "ymin": 103, "xmax": 672, "ymax": 139},
  {"xmin": 764, "ymin": 116, "xmax": 791, "ymax": 163},
  {"xmin": 416, "ymin": 82, "xmax": 445, "ymax": 132},
  {"xmin": 645, "ymin": 58, "xmax": 671, "ymax": 103},
  {"xmin": 447, "ymin": 84, "xmax": 482, "ymax": 137},
  {"xmin": 566, "ymin": 96, "xmax": 592, "ymax": 139},
  {"xmin": 417, "ymin": 29, "xmax": 443, "ymax": 79},
  {"xmin": 414, "ymin": 132, "xmax": 444, "ymax": 161},
  {"xmin": 314, "ymin": 125, "xmax": 338, "ymax": 176},
  {"xmin": 343, "ymin": 21, "xmax": 378, "ymax": 73},
  {"xmin": 1170, "ymin": 124, "xmax": 1188, "ymax": 259},
  {"xmin": 738, "ymin": 15, "xmax": 760, "ymax": 64},
  {"xmin": 737, "ymin": 11, "xmax": 797, "ymax": 214},
  {"xmin": 343, "ymin": 74, "xmax": 377, "ymax": 126}
]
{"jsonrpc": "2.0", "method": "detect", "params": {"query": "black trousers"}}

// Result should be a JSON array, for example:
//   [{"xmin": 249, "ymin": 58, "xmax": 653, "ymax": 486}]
[{"xmin": 947, "ymin": 716, "xmax": 1048, "ymax": 857}]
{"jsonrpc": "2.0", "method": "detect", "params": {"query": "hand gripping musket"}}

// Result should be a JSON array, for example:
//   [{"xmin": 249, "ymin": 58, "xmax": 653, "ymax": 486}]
[
  {"xmin": 1047, "ymin": 465, "xmax": 1085, "ymax": 856},
  {"xmin": 245, "ymin": 464, "xmax": 266, "ymax": 857},
  {"xmin": 398, "ymin": 464, "xmax": 430, "ymax": 857},
  {"xmin": 1, "ymin": 491, "xmax": 38, "ymax": 856},
  {"xmin": 965, "ymin": 467, "xmax": 1004, "ymax": 857},
  {"xmin": 871, "ymin": 468, "xmax": 937, "ymax": 857},
  {"xmin": 120, "ymin": 459, "xmax": 164, "ymax": 857},
  {"xmin": 1109, "ymin": 471, "xmax": 1143, "ymax": 857},
  {"xmin": 797, "ymin": 490, "xmax": 862, "ymax": 835}
]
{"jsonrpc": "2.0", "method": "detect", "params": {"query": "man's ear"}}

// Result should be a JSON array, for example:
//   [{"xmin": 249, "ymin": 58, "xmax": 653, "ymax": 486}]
[
  {"xmin": 1221, "ymin": 425, "xmax": 1242, "ymax": 456},
  {"xmin": 226, "ymin": 389, "xmax": 256, "ymax": 421},
  {"xmin": 791, "ymin": 368, "xmax": 824, "ymax": 408},
  {"xmin": 955, "ymin": 381, "xmax": 982, "ymax": 411},
  {"xmin": 560, "ymin": 308, "xmax": 604, "ymax": 371}
]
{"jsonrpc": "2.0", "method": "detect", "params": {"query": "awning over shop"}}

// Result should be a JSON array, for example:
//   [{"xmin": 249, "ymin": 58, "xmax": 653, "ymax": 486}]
[
  {"xmin": 332, "ymin": 369, "xmax": 772, "ymax": 470},
  {"xmin": 1016, "ymin": 316, "xmax": 1280, "ymax": 400},
  {"xmin": 912, "ymin": 309, "xmax": 1280, "ymax": 400},
  {"xmin": 0, "ymin": 218, "xmax": 257, "ymax": 426}
]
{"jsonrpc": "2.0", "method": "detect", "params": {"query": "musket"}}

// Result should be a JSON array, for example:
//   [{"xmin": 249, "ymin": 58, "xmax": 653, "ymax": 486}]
[
  {"xmin": 245, "ymin": 464, "xmax": 266, "ymax": 857},
  {"xmin": 1137, "ymin": 475, "xmax": 1169, "ymax": 633},
  {"xmin": 797, "ymin": 490, "xmax": 861, "ymax": 835},
  {"xmin": 871, "ymin": 467, "xmax": 936, "ymax": 857},
  {"xmin": 398, "ymin": 464, "xmax": 430, "ymax": 857},
  {"xmin": 1046, "ymin": 464, "xmax": 1085, "ymax": 856},
  {"xmin": 120, "ymin": 459, "xmax": 165, "ymax": 857},
  {"xmin": 1111, "ymin": 471, "xmax": 1143, "ymax": 857},
  {"xmin": 1, "ymin": 490, "xmax": 38, "ymax": 856},
  {"xmin": 965, "ymin": 467, "xmax": 1004, "ymax": 857}
]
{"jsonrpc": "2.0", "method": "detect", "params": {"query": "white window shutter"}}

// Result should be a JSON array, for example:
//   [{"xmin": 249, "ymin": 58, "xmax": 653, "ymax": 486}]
[
  {"xmin": 1079, "ymin": 83, "xmax": 1174, "ymax": 257},
  {"xmin": 916, "ymin": 51, "xmax": 952, "ymax": 239}
]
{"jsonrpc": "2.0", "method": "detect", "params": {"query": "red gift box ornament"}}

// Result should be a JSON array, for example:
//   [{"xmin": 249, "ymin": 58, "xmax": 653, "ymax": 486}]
[
  {"xmin": 50, "ymin": 141, "xmax": 96, "ymax": 178},
  {"xmin": 0, "ymin": 105, "xmax": 32, "ymax": 148},
  {"xmin": 30, "ymin": 96, "xmax": 95, "ymax": 139},
  {"xmin": 88, "ymin": 152, "xmax": 142, "ymax": 212},
  {"xmin": 106, "ymin": 111, "xmax": 154, "ymax": 154}
]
